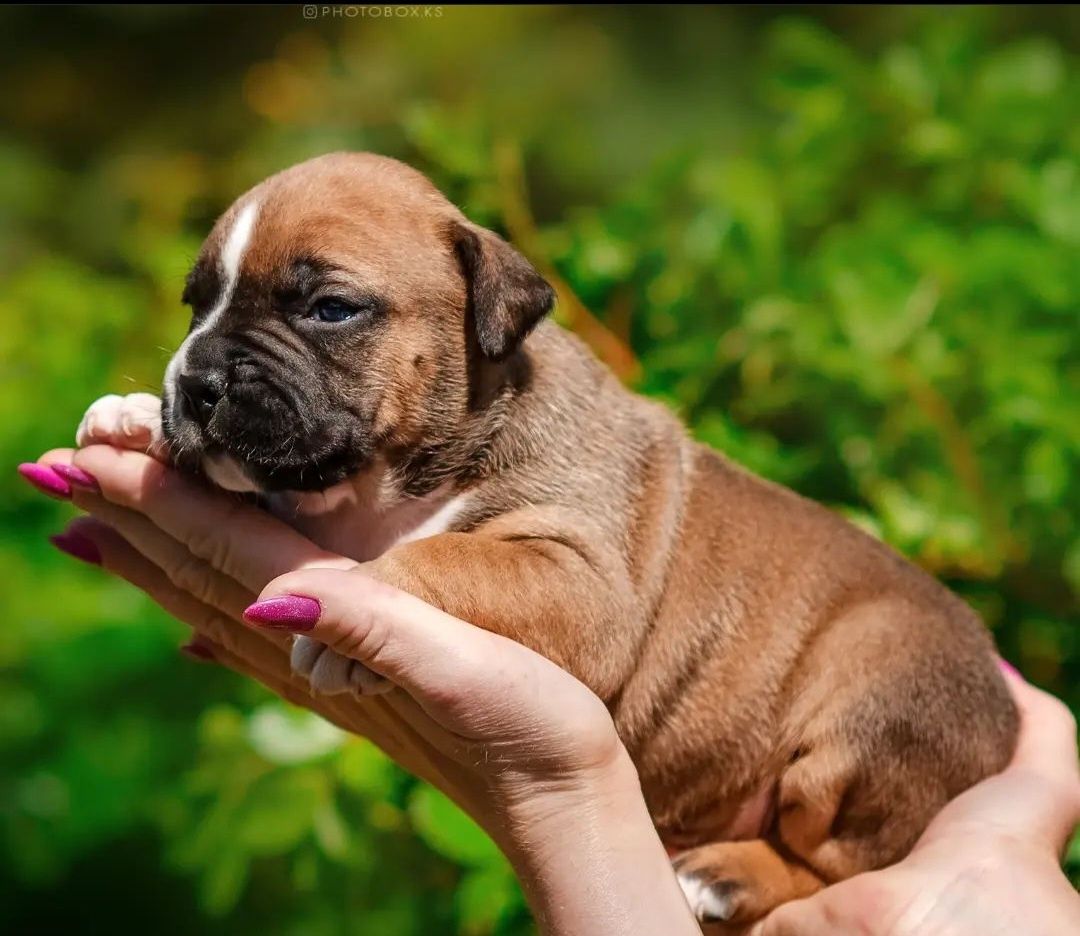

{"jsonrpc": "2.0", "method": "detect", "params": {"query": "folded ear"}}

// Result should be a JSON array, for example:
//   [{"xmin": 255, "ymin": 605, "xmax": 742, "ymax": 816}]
[{"xmin": 451, "ymin": 221, "xmax": 556, "ymax": 360}]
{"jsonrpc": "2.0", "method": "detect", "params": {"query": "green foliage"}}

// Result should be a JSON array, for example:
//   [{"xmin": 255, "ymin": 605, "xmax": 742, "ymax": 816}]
[{"xmin": 1, "ymin": 6, "xmax": 1077, "ymax": 931}]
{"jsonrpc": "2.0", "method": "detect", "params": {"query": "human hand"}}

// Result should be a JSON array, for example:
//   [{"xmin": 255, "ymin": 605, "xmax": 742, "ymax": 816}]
[
  {"xmin": 25, "ymin": 445, "xmax": 699, "ymax": 936},
  {"xmin": 749, "ymin": 665, "xmax": 1080, "ymax": 936},
  {"xmin": 32, "ymin": 440, "xmax": 1076, "ymax": 936}
]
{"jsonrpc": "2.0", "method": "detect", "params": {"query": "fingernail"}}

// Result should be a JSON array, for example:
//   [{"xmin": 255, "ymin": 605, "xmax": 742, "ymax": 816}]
[
  {"xmin": 50, "ymin": 464, "xmax": 100, "ymax": 492},
  {"xmin": 18, "ymin": 463, "xmax": 72, "ymax": 500},
  {"xmin": 997, "ymin": 657, "xmax": 1024, "ymax": 681},
  {"xmin": 49, "ymin": 530, "xmax": 101, "ymax": 566},
  {"xmin": 180, "ymin": 640, "xmax": 216, "ymax": 662},
  {"xmin": 243, "ymin": 595, "xmax": 321, "ymax": 631}
]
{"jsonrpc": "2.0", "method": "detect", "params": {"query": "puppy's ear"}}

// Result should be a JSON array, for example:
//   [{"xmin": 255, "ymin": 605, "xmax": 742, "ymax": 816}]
[{"xmin": 451, "ymin": 221, "xmax": 555, "ymax": 360}]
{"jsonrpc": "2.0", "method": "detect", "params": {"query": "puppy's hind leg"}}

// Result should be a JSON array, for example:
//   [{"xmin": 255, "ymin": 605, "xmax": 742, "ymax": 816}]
[
  {"xmin": 673, "ymin": 840, "xmax": 823, "ymax": 927},
  {"xmin": 675, "ymin": 602, "xmax": 1017, "ymax": 930}
]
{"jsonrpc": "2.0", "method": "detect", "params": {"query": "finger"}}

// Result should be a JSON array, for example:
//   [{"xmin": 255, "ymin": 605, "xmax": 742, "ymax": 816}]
[
  {"xmin": 1001, "ymin": 664, "xmax": 1080, "ymax": 790},
  {"xmin": 181, "ymin": 632, "xmax": 347, "ymax": 724},
  {"xmin": 179, "ymin": 637, "xmax": 219, "ymax": 664},
  {"xmin": 63, "ymin": 516, "xmax": 290, "ymax": 663},
  {"xmin": 246, "ymin": 569, "xmax": 506, "ymax": 708},
  {"xmin": 64, "ymin": 493, "xmax": 253, "ymax": 622},
  {"xmin": 747, "ymin": 896, "xmax": 832, "ymax": 936},
  {"xmin": 16, "ymin": 450, "xmax": 78, "ymax": 499},
  {"xmin": 45, "ymin": 447, "xmax": 338, "ymax": 645},
  {"xmin": 66, "ymin": 445, "xmax": 354, "ymax": 591},
  {"xmin": 997, "ymin": 663, "xmax": 1080, "ymax": 853},
  {"xmin": 54, "ymin": 514, "xmax": 484, "ymax": 817},
  {"xmin": 920, "ymin": 664, "xmax": 1080, "ymax": 856},
  {"xmin": 67, "ymin": 518, "xmax": 438, "ymax": 753}
]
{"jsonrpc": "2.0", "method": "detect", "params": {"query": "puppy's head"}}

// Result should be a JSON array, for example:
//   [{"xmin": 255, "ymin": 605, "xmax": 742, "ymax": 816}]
[{"xmin": 162, "ymin": 152, "xmax": 554, "ymax": 493}]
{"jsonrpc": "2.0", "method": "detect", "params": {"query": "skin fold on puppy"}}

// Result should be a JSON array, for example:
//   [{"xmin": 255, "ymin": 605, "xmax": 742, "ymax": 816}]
[{"xmin": 77, "ymin": 152, "xmax": 1019, "ymax": 928}]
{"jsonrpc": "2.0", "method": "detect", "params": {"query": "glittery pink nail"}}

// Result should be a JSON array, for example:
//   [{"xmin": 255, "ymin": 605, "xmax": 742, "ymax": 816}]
[
  {"xmin": 50, "ymin": 463, "xmax": 100, "ymax": 491},
  {"xmin": 18, "ymin": 463, "xmax": 71, "ymax": 500},
  {"xmin": 49, "ymin": 530, "xmax": 101, "ymax": 566},
  {"xmin": 180, "ymin": 641, "xmax": 216, "ymax": 662},
  {"xmin": 997, "ymin": 658, "xmax": 1024, "ymax": 681},
  {"xmin": 243, "ymin": 595, "xmax": 321, "ymax": 630}
]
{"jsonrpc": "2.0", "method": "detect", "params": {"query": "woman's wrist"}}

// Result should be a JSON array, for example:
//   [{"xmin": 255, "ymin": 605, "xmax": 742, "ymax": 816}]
[{"xmin": 493, "ymin": 747, "xmax": 699, "ymax": 936}]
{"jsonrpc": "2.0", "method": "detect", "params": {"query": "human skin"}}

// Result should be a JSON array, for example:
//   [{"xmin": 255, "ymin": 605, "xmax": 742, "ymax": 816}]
[{"xmin": 24, "ymin": 445, "xmax": 1080, "ymax": 936}]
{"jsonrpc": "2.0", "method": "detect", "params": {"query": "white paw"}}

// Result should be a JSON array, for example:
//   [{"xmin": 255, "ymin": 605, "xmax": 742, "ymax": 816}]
[
  {"xmin": 676, "ymin": 871, "xmax": 737, "ymax": 924},
  {"xmin": 290, "ymin": 635, "xmax": 391, "ymax": 697},
  {"xmin": 77, "ymin": 392, "xmax": 164, "ymax": 453}
]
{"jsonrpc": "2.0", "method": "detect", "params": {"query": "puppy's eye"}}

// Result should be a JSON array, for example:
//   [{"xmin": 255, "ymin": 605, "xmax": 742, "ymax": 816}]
[{"xmin": 312, "ymin": 298, "xmax": 359, "ymax": 323}]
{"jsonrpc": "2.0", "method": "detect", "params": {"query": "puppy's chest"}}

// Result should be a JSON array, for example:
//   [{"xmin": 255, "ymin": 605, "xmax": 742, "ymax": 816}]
[{"xmin": 264, "ymin": 484, "xmax": 470, "ymax": 562}]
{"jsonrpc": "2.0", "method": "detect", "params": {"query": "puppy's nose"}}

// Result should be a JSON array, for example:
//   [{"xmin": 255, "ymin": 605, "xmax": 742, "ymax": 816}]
[{"xmin": 177, "ymin": 370, "xmax": 225, "ymax": 428}]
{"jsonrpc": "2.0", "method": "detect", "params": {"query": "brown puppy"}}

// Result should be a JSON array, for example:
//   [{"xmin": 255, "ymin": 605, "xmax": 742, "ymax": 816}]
[{"xmin": 78, "ymin": 153, "xmax": 1018, "ymax": 927}]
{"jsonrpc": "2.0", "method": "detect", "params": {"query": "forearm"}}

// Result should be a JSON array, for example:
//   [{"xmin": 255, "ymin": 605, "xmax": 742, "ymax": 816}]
[
  {"xmin": 498, "ymin": 751, "xmax": 700, "ymax": 936},
  {"xmin": 1034, "ymin": 857, "xmax": 1080, "ymax": 936}
]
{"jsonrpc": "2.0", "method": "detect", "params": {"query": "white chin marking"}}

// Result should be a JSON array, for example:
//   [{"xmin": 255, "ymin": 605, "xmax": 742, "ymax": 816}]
[
  {"xmin": 202, "ymin": 453, "xmax": 259, "ymax": 493},
  {"xmin": 272, "ymin": 480, "xmax": 358, "ymax": 518}
]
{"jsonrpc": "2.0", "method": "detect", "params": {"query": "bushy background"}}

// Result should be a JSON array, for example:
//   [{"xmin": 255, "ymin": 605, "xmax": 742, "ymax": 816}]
[{"xmin": 1, "ymin": 6, "xmax": 1077, "ymax": 933}]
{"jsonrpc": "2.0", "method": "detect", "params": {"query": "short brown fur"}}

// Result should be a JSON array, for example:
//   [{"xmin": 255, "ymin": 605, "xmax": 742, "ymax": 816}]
[{"xmin": 190, "ymin": 153, "xmax": 1019, "ymax": 926}]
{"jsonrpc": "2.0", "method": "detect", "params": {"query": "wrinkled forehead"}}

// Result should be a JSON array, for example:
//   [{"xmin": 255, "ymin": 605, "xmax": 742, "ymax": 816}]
[{"xmin": 192, "ymin": 162, "xmax": 461, "ymax": 301}]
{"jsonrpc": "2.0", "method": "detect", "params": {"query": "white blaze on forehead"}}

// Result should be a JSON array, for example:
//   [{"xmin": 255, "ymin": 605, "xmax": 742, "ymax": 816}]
[
  {"xmin": 164, "ymin": 197, "xmax": 261, "ymax": 397},
  {"xmin": 184, "ymin": 198, "xmax": 261, "ymax": 351},
  {"xmin": 214, "ymin": 199, "xmax": 261, "ymax": 312},
  {"xmin": 163, "ymin": 197, "xmax": 262, "ymax": 491}
]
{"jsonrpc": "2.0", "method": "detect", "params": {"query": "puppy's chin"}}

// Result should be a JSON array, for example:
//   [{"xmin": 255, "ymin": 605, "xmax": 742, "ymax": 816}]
[
  {"xmin": 162, "ymin": 401, "xmax": 372, "ymax": 495},
  {"xmin": 202, "ymin": 452, "xmax": 261, "ymax": 494},
  {"xmin": 194, "ymin": 447, "xmax": 368, "ymax": 495},
  {"xmin": 241, "ymin": 445, "xmax": 369, "ymax": 493}
]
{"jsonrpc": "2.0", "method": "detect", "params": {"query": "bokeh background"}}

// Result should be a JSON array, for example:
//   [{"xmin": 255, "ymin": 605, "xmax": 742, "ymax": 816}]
[{"xmin": 1, "ymin": 5, "xmax": 1077, "ymax": 933}]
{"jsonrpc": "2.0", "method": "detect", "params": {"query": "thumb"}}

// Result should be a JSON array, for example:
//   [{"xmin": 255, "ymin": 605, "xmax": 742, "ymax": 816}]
[
  {"xmin": 920, "ymin": 665, "xmax": 1080, "ymax": 856},
  {"xmin": 746, "ymin": 897, "xmax": 831, "ymax": 936},
  {"xmin": 242, "ymin": 567, "xmax": 592, "ymax": 739}
]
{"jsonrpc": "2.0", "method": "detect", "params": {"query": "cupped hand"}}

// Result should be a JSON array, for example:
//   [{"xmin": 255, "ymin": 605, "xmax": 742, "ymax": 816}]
[
  {"xmin": 32, "ymin": 443, "xmax": 700, "ymax": 935},
  {"xmin": 749, "ymin": 666, "xmax": 1080, "ymax": 936},
  {"xmin": 31, "ymin": 445, "xmax": 624, "ymax": 847},
  {"xmin": 27, "ymin": 445, "xmax": 1080, "ymax": 936}
]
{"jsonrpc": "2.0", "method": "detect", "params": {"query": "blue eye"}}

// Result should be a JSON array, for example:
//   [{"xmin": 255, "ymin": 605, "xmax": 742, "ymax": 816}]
[{"xmin": 312, "ymin": 298, "xmax": 359, "ymax": 323}]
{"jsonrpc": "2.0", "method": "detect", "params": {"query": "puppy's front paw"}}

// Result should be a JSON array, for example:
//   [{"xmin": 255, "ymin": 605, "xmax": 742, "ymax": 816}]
[
  {"xmin": 77, "ymin": 392, "xmax": 164, "ymax": 455},
  {"xmin": 290, "ymin": 635, "xmax": 391, "ymax": 697}
]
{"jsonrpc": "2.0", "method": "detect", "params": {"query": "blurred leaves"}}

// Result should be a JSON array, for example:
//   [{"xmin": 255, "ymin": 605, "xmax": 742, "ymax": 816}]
[
  {"xmin": 408, "ymin": 787, "xmax": 503, "ymax": 870},
  {"xmin": 246, "ymin": 703, "xmax": 345, "ymax": 766},
  {"xmin": 1, "ymin": 5, "xmax": 1077, "ymax": 932}
]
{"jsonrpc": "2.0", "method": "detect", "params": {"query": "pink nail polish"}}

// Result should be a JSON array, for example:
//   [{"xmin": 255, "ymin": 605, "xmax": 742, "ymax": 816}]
[
  {"xmin": 18, "ymin": 463, "xmax": 72, "ymax": 500},
  {"xmin": 997, "ymin": 657, "xmax": 1024, "ymax": 681},
  {"xmin": 243, "ymin": 595, "xmax": 321, "ymax": 630},
  {"xmin": 180, "ymin": 641, "xmax": 216, "ymax": 662},
  {"xmin": 50, "ymin": 464, "xmax": 100, "ymax": 491},
  {"xmin": 49, "ymin": 530, "xmax": 101, "ymax": 566}
]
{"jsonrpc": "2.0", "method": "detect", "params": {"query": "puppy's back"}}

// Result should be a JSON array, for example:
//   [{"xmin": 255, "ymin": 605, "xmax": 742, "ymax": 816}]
[{"xmin": 610, "ymin": 432, "xmax": 1017, "ymax": 880}]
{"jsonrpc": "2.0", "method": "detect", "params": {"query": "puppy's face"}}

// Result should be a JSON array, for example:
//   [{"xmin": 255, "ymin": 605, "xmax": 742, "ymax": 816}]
[{"xmin": 163, "ymin": 153, "xmax": 553, "ymax": 493}]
